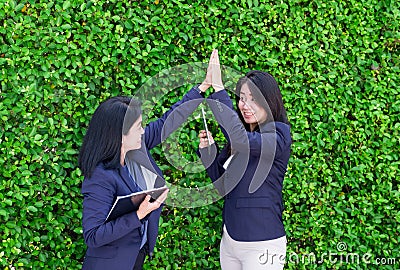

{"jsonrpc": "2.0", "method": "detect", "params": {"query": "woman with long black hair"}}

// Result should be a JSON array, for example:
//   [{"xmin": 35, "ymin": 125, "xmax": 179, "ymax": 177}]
[
  {"xmin": 79, "ymin": 84, "xmax": 205, "ymax": 269},
  {"xmin": 199, "ymin": 50, "xmax": 291, "ymax": 270}
]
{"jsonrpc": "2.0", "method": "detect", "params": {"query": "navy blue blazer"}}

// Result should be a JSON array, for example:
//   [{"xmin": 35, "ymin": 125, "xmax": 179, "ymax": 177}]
[
  {"xmin": 81, "ymin": 87, "xmax": 204, "ymax": 270},
  {"xmin": 199, "ymin": 90, "xmax": 292, "ymax": 242}
]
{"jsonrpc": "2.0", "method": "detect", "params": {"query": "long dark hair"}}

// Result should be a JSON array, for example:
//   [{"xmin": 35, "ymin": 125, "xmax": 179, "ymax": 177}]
[
  {"xmin": 78, "ymin": 96, "xmax": 142, "ymax": 178},
  {"xmin": 235, "ymin": 70, "xmax": 289, "ymax": 131}
]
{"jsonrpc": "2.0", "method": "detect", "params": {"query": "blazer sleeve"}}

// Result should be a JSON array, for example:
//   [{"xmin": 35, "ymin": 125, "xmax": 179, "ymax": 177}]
[
  {"xmin": 206, "ymin": 90, "xmax": 292, "ymax": 193},
  {"xmin": 196, "ymin": 89, "xmax": 235, "ymax": 182},
  {"xmin": 198, "ymin": 143, "xmax": 231, "ymax": 182},
  {"xmin": 207, "ymin": 90, "xmax": 234, "ymax": 143},
  {"xmin": 206, "ymin": 91, "xmax": 286, "ymax": 157},
  {"xmin": 144, "ymin": 87, "xmax": 204, "ymax": 150},
  {"xmin": 81, "ymin": 168, "xmax": 143, "ymax": 248}
]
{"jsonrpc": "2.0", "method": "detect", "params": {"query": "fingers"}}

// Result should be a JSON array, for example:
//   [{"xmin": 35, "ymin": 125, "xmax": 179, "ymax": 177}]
[
  {"xmin": 204, "ymin": 49, "xmax": 224, "ymax": 92},
  {"xmin": 209, "ymin": 49, "xmax": 224, "ymax": 91},
  {"xmin": 200, "ymin": 137, "xmax": 209, "ymax": 144},
  {"xmin": 214, "ymin": 50, "xmax": 220, "ymax": 65},
  {"xmin": 209, "ymin": 50, "xmax": 215, "ymax": 63},
  {"xmin": 211, "ymin": 49, "xmax": 219, "ymax": 65},
  {"xmin": 198, "ymin": 130, "xmax": 213, "ymax": 139},
  {"xmin": 198, "ymin": 130, "xmax": 214, "ymax": 148},
  {"xmin": 149, "ymin": 189, "xmax": 169, "ymax": 206},
  {"xmin": 208, "ymin": 49, "xmax": 219, "ymax": 70},
  {"xmin": 199, "ymin": 130, "xmax": 208, "ymax": 148},
  {"xmin": 137, "ymin": 191, "xmax": 169, "ymax": 219},
  {"xmin": 198, "ymin": 130, "xmax": 206, "ymax": 138},
  {"xmin": 141, "ymin": 195, "xmax": 154, "ymax": 210},
  {"xmin": 207, "ymin": 50, "xmax": 216, "ymax": 73},
  {"xmin": 156, "ymin": 189, "xmax": 169, "ymax": 204},
  {"xmin": 199, "ymin": 140, "xmax": 208, "ymax": 148}
]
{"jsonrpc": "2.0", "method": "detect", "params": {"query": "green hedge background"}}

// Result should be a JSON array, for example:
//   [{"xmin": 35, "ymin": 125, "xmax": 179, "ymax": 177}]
[{"xmin": 1, "ymin": 0, "xmax": 399, "ymax": 269}]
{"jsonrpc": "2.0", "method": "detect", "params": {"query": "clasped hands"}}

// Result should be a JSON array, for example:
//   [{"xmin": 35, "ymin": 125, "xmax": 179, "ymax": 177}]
[{"xmin": 198, "ymin": 49, "xmax": 224, "ymax": 93}]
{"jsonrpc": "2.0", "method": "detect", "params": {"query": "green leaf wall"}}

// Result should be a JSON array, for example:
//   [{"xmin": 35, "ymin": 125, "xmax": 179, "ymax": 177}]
[{"xmin": 1, "ymin": 0, "xmax": 399, "ymax": 269}]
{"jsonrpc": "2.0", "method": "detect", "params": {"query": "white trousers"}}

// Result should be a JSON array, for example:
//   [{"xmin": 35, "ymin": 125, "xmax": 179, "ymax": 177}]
[{"xmin": 220, "ymin": 225, "xmax": 286, "ymax": 270}]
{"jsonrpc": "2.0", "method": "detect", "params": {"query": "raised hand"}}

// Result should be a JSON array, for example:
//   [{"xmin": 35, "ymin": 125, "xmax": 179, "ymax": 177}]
[
  {"xmin": 199, "ymin": 49, "xmax": 225, "ymax": 92},
  {"xmin": 198, "ymin": 51, "xmax": 214, "ymax": 92},
  {"xmin": 210, "ymin": 49, "xmax": 224, "ymax": 91}
]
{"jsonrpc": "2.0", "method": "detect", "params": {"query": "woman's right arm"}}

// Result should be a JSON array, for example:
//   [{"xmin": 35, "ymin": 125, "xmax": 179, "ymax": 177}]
[{"xmin": 198, "ymin": 130, "xmax": 231, "ymax": 183}]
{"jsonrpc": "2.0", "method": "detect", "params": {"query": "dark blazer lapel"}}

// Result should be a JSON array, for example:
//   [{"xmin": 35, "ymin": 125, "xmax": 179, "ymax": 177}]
[
  {"xmin": 223, "ymin": 152, "xmax": 248, "ymax": 194},
  {"xmin": 126, "ymin": 147, "xmax": 158, "ymax": 175},
  {"xmin": 117, "ymin": 166, "xmax": 138, "ymax": 193},
  {"xmin": 125, "ymin": 145, "xmax": 165, "ymax": 188}
]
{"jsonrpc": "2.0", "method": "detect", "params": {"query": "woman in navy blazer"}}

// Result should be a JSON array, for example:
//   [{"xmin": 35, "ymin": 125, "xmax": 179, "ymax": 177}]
[
  {"xmin": 198, "ymin": 50, "xmax": 292, "ymax": 269},
  {"xmin": 79, "ymin": 87, "xmax": 204, "ymax": 270}
]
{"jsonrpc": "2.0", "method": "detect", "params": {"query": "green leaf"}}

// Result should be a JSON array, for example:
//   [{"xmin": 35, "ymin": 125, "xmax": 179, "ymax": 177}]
[
  {"xmin": 63, "ymin": 1, "xmax": 71, "ymax": 10},
  {"xmin": 27, "ymin": 206, "xmax": 38, "ymax": 213},
  {"xmin": 0, "ymin": 209, "xmax": 7, "ymax": 216}
]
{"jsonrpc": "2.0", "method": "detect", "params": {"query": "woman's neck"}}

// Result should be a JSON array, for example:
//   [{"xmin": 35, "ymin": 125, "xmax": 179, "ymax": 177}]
[{"xmin": 120, "ymin": 149, "xmax": 125, "ymax": 166}]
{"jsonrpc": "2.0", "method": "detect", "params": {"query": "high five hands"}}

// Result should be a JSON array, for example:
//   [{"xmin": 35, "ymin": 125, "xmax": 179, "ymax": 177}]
[
  {"xmin": 198, "ymin": 49, "xmax": 224, "ymax": 148},
  {"xmin": 198, "ymin": 49, "xmax": 224, "ymax": 92}
]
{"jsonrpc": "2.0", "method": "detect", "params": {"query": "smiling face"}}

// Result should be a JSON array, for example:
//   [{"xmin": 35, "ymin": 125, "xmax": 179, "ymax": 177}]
[
  {"xmin": 238, "ymin": 84, "xmax": 268, "ymax": 131},
  {"xmin": 122, "ymin": 115, "xmax": 144, "ymax": 153}
]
